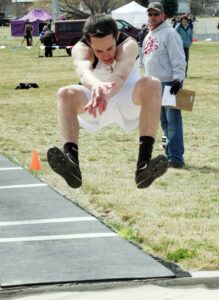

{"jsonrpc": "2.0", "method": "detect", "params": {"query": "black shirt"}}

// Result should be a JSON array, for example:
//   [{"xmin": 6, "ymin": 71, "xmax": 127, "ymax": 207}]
[{"xmin": 80, "ymin": 32, "xmax": 130, "ymax": 69}]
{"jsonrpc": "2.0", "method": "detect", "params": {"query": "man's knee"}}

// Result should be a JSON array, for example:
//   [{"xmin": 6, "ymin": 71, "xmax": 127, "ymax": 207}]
[
  {"xmin": 135, "ymin": 77, "xmax": 160, "ymax": 93},
  {"xmin": 142, "ymin": 76, "xmax": 161, "ymax": 91},
  {"xmin": 57, "ymin": 86, "xmax": 68, "ymax": 100},
  {"xmin": 58, "ymin": 86, "xmax": 79, "ymax": 100},
  {"xmin": 57, "ymin": 86, "xmax": 85, "ymax": 112},
  {"xmin": 58, "ymin": 87, "xmax": 76, "ymax": 107},
  {"xmin": 133, "ymin": 77, "xmax": 161, "ymax": 105}
]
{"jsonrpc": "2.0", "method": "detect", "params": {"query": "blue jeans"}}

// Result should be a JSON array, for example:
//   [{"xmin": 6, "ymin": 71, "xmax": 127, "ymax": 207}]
[{"xmin": 161, "ymin": 82, "xmax": 184, "ymax": 164}]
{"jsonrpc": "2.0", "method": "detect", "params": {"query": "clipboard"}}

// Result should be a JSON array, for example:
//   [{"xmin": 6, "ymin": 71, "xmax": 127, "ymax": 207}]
[{"xmin": 170, "ymin": 89, "xmax": 196, "ymax": 111}]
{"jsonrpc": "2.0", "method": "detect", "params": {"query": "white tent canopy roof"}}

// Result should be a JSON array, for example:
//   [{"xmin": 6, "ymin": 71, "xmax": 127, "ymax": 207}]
[
  {"xmin": 113, "ymin": 1, "xmax": 147, "ymax": 13},
  {"xmin": 111, "ymin": 1, "xmax": 148, "ymax": 28}
]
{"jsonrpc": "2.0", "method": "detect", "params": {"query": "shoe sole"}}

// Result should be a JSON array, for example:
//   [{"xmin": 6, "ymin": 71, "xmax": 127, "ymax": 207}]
[
  {"xmin": 136, "ymin": 155, "xmax": 168, "ymax": 189},
  {"xmin": 168, "ymin": 162, "xmax": 184, "ymax": 169},
  {"xmin": 47, "ymin": 146, "xmax": 82, "ymax": 188}
]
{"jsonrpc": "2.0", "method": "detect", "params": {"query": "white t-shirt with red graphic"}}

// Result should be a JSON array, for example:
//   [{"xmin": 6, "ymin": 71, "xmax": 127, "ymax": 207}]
[{"xmin": 142, "ymin": 21, "xmax": 186, "ymax": 82}]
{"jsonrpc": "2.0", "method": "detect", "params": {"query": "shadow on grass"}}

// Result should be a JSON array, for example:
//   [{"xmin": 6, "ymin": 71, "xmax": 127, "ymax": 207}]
[
  {"xmin": 187, "ymin": 76, "xmax": 203, "ymax": 79},
  {"xmin": 38, "ymin": 55, "xmax": 69, "ymax": 58},
  {"xmin": 184, "ymin": 164, "xmax": 219, "ymax": 174}
]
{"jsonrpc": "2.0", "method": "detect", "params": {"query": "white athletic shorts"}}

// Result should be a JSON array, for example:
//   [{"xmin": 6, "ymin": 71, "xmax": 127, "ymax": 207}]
[{"xmin": 77, "ymin": 61, "xmax": 142, "ymax": 133}]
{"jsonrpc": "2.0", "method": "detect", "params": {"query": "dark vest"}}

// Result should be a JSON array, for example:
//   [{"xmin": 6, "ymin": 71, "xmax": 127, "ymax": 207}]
[{"xmin": 80, "ymin": 32, "xmax": 129, "ymax": 69}]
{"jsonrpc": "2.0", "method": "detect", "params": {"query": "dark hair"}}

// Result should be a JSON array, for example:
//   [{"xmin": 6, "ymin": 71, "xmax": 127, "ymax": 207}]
[
  {"xmin": 180, "ymin": 16, "xmax": 188, "ymax": 22},
  {"xmin": 83, "ymin": 14, "xmax": 118, "ymax": 42}
]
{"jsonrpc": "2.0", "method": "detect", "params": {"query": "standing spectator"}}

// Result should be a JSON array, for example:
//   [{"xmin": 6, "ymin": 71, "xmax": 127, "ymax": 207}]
[
  {"xmin": 172, "ymin": 15, "xmax": 180, "ymax": 28},
  {"xmin": 176, "ymin": 16, "xmax": 193, "ymax": 77},
  {"xmin": 187, "ymin": 14, "xmax": 194, "ymax": 30},
  {"xmin": 138, "ymin": 24, "xmax": 149, "ymax": 67},
  {"xmin": 24, "ymin": 19, "xmax": 33, "ymax": 46},
  {"xmin": 143, "ymin": 2, "xmax": 186, "ymax": 168},
  {"xmin": 42, "ymin": 26, "xmax": 55, "ymax": 57},
  {"xmin": 39, "ymin": 25, "xmax": 48, "ymax": 43}
]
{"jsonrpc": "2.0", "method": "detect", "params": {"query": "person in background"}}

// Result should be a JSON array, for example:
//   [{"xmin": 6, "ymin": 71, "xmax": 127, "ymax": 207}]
[
  {"xmin": 42, "ymin": 26, "xmax": 55, "ymax": 57},
  {"xmin": 143, "ymin": 2, "xmax": 186, "ymax": 169},
  {"xmin": 176, "ymin": 16, "xmax": 193, "ymax": 77},
  {"xmin": 39, "ymin": 25, "xmax": 48, "ymax": 43},
  {"xmin": 186, "ymin": 14, "xmax": 194, "ymax": 30},
  {"xmin": 138, "ymin": 24, "xmax": 149, "ymax": 68},
  {"xmin": 24, "ymin": 19, "xmax": 33, "ymax": 46},
  {"xmin": 172, "ymin": 15, "xmax": 180, "ymax": 28}
]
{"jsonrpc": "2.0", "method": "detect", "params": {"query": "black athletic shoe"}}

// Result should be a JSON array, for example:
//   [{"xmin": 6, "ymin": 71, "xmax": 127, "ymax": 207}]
[
  {"xmin": 168, "ymin": 160, "xmax": 184, "ymax": 169},
  {"xmin": 135, "ymin": 155, "xmax": 168, "ymax": 189},
  {"xmin": 47, "ymin": 146, "xmax": 82, "ymax": 188}
]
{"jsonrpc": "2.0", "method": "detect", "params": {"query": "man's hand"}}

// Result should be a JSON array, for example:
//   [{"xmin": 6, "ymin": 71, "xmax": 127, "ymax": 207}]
[
  {"xmin": 84, "ymin": 82, "xmax": 116, "ymax": 118},
  {"xmin": 170, "ymin": 80, "xmax": 181, "ymax": 95}
]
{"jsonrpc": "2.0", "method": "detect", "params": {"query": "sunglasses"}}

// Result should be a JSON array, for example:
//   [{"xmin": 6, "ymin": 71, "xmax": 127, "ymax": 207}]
[{"xmin": 148, "ymin": 12, "xmax": 161, "ymax": 17}]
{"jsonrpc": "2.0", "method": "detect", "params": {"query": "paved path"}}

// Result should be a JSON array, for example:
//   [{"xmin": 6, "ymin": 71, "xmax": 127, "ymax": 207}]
[{"xmin": 0, "ymin": 154, "xmax": 174, "ymax": 288}]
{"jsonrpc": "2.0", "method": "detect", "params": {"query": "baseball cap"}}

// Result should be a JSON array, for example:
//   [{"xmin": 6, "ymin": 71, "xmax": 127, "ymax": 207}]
[{"xmin": 147, "ymin": 2, "xmax": 164, "ymax": 13}]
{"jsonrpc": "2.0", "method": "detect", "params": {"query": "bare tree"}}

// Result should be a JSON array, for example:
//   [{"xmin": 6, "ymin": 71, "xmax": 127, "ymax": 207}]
[
  {"xmin": 32, "ymin": 0, "xmax": 51, "ymax": 10},
  {"xmin": 60, "ymin": 0, "xmax": 127, "ymax": 19},
  {"xmin": 136, "ymin": 0, "xmax": 149, "ymax": 8},
  {"xmin": 190, "ymin": 0, "xmax": 205, "ymax": 15},
  {"xmin": 60, "ymin": 0, "xmax": 88, "ymax": 18}
]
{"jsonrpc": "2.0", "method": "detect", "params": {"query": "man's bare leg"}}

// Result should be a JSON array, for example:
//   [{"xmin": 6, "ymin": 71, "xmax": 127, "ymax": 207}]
[
  {"xmin": 133, "ymin": 77, "xmax": 168, "ymax": 188},
  {"xmin": 47, "ymin": 85, "xmax": 87, "ymax": 188},
  {"xmin": 133, "ymin": 76, "xmax": 161, "ymax": 137},
  {"xmin": 57, "ymin": 85, "xmax": 87, "ymax": 144}
]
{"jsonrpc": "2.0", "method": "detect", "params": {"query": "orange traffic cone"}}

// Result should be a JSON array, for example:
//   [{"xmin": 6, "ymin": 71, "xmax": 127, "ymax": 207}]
[{"xmin": 29, "ymin": 149, "xmax": 41, "ymax": 171}]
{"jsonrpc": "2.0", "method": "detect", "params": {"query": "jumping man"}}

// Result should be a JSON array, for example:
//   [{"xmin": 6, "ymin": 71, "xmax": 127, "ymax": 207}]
[{"xmin": 47, "ymin": 14, "xmax": 168, "ymax": 189}]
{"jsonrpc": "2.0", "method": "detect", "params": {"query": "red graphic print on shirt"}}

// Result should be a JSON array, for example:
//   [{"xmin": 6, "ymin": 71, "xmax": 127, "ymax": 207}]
[{"xmin": 144, "ymin": 36, "xmax": 159, "ymax": 55}]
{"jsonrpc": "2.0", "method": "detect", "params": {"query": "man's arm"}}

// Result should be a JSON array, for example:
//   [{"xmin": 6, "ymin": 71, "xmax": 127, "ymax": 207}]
[
  {"xmin": 72, "ymin": 41, "xmax": 116, "ymax": 118},
  {"xmin": 72, "ymin": 38, "xmax": 138, "ymax": 95},
  {"xmin": 166, "ymin": 29, "xmax": 186, "ymax": 95},
  {"xmin": 107, "ymin": 37, "xmax": 139, "ymax": 97},
  {"xmin": 71, "ymin": 38, "xmax": 138, "ymax": 117},
  {"xmin": 166, "ymin": 30, "xmax": 186, "ymax": 82},
  {"xmin": 72, "ymin": 42, "xmax": 101, "ymax": 89}
]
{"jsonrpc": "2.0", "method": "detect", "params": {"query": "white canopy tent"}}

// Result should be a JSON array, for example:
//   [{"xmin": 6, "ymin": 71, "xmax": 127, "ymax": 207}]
[{"xmin": 111, "ymin": 1, "xmax": 148, "ymax": 28}]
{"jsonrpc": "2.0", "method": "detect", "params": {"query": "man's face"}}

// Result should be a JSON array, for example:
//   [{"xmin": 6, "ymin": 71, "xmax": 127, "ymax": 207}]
[
  {"xmin": 148, "ymin": 9, "xmax": 164, "ymax": 28},
  {"xmin": 182, "ymin": 18, "xmax": 188, "ymax": 27},
  {"xmin": 89, "ymin": 34, "xmax": 117, "ymax": 65}
]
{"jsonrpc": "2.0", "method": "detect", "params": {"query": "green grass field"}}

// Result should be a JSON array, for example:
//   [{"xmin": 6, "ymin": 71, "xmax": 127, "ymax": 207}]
[{"xmin": 0, "ymin": 27, "xmax": 218, "ymax": 271}]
